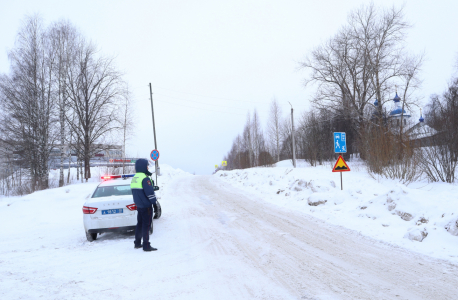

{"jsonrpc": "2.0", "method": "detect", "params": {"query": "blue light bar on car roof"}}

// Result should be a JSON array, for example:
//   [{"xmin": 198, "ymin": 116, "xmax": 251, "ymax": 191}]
[{"xmin": 121, "ymin": 174, "xmax": 135, "ymax": 178}]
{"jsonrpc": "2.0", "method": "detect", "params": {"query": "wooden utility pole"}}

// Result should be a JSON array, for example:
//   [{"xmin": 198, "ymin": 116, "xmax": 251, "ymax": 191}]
[{"xmin": 149, "ymin": 83, "xmax": 160, "ymax": 184}]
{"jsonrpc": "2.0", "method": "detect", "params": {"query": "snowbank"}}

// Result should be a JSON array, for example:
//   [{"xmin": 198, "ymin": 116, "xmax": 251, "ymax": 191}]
[{"xmin": 215, "ymin": 160, "xmax": 458, "ymax": 263}]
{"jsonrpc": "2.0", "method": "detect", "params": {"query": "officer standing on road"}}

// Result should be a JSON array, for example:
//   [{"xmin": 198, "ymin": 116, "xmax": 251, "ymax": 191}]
[{"xmin": 130, "ymin": 158, "xmax": 157, "ymax": 251}]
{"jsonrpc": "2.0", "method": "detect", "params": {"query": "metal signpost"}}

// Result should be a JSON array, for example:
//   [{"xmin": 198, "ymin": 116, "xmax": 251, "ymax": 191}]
[{"xmin": 333, "ymin": 132, "xmax": 350, "ymax": 190}]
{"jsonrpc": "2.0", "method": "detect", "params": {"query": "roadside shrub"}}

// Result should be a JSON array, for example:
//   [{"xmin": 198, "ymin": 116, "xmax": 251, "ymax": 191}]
[{"xmin": 360, "ymin": 123, "xmax": 422, "ymax": 184}]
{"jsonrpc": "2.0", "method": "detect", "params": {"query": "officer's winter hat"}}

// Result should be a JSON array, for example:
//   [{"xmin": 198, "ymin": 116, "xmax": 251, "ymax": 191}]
[{"xmin": 135, "ymin": 159, "xmax": 152, "ymax": 176}]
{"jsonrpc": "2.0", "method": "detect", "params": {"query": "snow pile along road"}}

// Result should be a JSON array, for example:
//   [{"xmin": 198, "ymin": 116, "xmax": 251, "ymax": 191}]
[{"xmin": 216, "ymin": 159, "xmax": 458, "ymax": 263}]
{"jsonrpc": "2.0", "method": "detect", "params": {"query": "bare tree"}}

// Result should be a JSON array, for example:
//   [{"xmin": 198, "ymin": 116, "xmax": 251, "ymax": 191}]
[
  {"xmin": 301, "ymin": 4, "xmax": 418, "ymax": 141},
  {"xmin": 421, "ymin": 78, "xmax": 458, "ymax": 183},
  {"xmin": 267, "ymin": 98, "xmax": 282, "ymax": 162},
  {"xmin": 0, "ymin": 15, "xmax": 132, "ymax": 194},
  {"xmin": 242, "ymin": 113, "xmax": 253, "ymax": 168},
  {"xmin": 0, "ymin": 15, "xmax": 58, "ymax": 191},
  {"xmin": 65, "ymin": 39, "xmax": 125, "ymax": 181},
  {"xmin": 398, "ymin": 54, "xmax": 424, "ymax": 141},
  {"xmin": 117, "ymin": 86, "xmax": 135, "ymax": 173},
  {"xmin": 67, "ymin": 113, "xmax": 76, "ymax": 184},
  {"xmin": 48, "ymin": 20, "xmax": 78, "ymax": 187},
  {"xmin": 298, "ymin": 110, "xmax": 321, "ymax": 166},
  {"xmin": 357, "ymin": 4, "xmax": 410, "ymax": 117},
  {"xmin": 251, "ymin": 109, "xmax": 264, "ymax": 166},
  {"xmin": 279, "ymin": 117, "xmax": 292, "ymax": 161}
]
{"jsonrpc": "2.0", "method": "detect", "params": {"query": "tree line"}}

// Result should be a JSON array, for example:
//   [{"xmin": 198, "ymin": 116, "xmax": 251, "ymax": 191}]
[
  {"xmin": 0, "ymin": 15, "xmax": 133, "ymax": 194},
  {"xmin": 222, "ymin": 3, "xmax": 458, "ymax": 184}
]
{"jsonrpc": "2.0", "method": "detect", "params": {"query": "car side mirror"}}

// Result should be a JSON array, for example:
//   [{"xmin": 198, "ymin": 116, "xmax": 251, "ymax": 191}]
[{"xmin": 154, "ymin": 186, "xmax": 160, "ymax": 191}]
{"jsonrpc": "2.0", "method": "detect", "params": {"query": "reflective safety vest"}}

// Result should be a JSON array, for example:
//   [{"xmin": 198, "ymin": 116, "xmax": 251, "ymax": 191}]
[{"xmin": 130, "ymin": 173, "xmax": 147, "ymax": 189}]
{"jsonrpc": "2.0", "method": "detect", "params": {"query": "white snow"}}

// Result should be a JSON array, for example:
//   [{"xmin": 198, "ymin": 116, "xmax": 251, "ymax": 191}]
[
  {"xmin": 0, "ymin": 164, "xmax": 203, "ymax": 299},
  {"xmin": 2, "ymin": 161, "xmax": 458, "ymax": 298},
  {"xmin": 216, "ymin": 159, "xmax": 458, "ymax": 263}
]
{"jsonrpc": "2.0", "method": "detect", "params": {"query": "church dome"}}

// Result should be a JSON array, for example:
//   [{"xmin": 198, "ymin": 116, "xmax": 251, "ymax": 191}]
[
  {"xmin": 390, "ymin": 108, "xmax": 409, "ymax": 116},
  {"xmin": 389, "ymin": 92, "xmax": 410, "ymax": 117}
]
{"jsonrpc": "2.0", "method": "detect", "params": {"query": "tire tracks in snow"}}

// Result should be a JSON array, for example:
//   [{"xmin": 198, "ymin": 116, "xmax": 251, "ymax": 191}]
[{"xmin": 178, "ymin": 175, "xmax": 458, "ymax": 299}]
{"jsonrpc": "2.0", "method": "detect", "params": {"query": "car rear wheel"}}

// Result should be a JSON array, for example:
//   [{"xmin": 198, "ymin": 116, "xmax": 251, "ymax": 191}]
[
  {"xmin": 149, "ymin": 220, "xmax": 153, "ymax": 235},
  {"xmin": 86, "ymin": 231, "xmax": 97, "ymax": 242},
  {"xmin": 154, "ymin": 201, "xmax": 162, "ymax": 219}
]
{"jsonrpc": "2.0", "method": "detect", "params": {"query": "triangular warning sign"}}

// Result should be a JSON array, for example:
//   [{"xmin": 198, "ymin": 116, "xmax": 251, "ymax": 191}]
[{"xmin": 332, "ymin": 155, "xmax": 351, "ymax": 172}]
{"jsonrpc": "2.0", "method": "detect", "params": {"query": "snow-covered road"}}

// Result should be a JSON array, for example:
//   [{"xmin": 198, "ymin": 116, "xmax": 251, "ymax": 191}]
[
  {"xmin": 1, "ymin": 171, "xmax": 458, "ymax": 299},
  {"xmin": 184, "ymin": 176, "xmax": 458, "ymax": 299}
]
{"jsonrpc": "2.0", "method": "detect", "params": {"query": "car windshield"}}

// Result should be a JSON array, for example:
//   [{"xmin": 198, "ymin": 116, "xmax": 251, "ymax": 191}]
[{"xmin": 92, "ymin": 185, "xmax": 132, "ymax": 198}]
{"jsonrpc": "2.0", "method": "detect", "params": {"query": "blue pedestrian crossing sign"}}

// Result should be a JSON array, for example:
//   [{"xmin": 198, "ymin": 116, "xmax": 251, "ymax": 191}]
[
  {"xmin": 334, "ymin": 132, "xmax": 347, "ymax": 153},
  {"xmin": 150, "ymin": 149, "xmax": 160, "ymax": 161}
]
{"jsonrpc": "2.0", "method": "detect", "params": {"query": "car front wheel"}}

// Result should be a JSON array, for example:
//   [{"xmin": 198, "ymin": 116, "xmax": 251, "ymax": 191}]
[{"xmin": 149, "ymin": 220, "xmax": 153, "ymax": 235}]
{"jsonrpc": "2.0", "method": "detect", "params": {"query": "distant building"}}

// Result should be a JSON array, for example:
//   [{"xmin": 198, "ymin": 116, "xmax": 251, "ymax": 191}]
[
  {"xmin": 47, "ymin": 144, "xmax": 124, "ymax": 169},
  {"xmin": 405, "ymin": 112, "xmax": 440, "ymax": 147},
  {"xmin": 388, "ymin": 93, "xmax": 411, "ymax": 127},
  {"xmin": 371, "ymin": 92, "xmax": 438, "ymax": 145}
]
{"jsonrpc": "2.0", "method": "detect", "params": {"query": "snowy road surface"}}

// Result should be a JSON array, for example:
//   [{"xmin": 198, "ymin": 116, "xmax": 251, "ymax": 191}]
[{"xmin": 1, "ymin": 173, "xmax": 458, "ymax": 299}]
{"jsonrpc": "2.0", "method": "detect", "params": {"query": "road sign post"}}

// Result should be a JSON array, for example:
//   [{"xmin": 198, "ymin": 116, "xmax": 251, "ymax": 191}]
[
  {"xmin": 333, "ymin": 132, "xmax": 349, "ymax": 190},
  {"xmin": 332, "ymin": 155, "xmax": 351, "ymax": 190}
]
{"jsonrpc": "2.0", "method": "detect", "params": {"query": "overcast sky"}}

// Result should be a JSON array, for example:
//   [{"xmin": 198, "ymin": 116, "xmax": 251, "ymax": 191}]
[{"xmin": 1, "ymin": 0, "xmax": 457, "ymax": 175}]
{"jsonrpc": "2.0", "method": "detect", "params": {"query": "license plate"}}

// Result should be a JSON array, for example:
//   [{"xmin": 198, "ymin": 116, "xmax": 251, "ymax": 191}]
[{"xmin": 102, "ymin": 209, "xmax": 123, "ymax": 215}]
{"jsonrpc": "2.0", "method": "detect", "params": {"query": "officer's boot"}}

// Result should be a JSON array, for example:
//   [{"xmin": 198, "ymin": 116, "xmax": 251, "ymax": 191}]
[{"xmin": 143, "ymin": 243, "xmax": 157, "ymax": 251}]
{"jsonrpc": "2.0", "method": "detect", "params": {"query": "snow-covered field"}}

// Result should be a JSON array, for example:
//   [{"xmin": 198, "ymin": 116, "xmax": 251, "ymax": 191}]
[{"xmin": 216, "ymin": 159, "xmax": 458, "ymax": 264}]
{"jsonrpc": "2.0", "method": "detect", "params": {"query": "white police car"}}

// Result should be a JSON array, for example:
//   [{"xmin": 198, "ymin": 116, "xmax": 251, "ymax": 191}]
[{"xmin": 82, "ymin": 174, "xmax": 161, "ymax": 242}]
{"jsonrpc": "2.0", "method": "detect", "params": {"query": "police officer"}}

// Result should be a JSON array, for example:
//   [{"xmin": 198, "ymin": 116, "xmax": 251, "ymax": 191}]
[{"xmin": 130, "ymin": 158, "xmax": 157, "ymax": 251}]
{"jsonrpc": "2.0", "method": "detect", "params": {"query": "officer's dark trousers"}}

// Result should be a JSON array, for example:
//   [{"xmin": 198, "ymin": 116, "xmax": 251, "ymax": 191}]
[{"xmin": 134, "ymin": 206, "xmax": 153, "ymax": 249}]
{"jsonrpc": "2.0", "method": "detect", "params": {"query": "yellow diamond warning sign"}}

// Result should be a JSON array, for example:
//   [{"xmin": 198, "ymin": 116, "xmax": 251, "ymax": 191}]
[{"xmin": 332, "ymin": 155, "xmax": 350, "ymax": 172}]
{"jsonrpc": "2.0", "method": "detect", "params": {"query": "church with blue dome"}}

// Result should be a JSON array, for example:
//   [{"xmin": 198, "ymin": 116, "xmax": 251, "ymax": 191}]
[
  {"xmin": 389, "ymin": 92, "xmax": 411, "ymax": 126},
  {"xmin": 371, "ymin": 91, "xmax": 438, "ymax": 145},
  {"xmin": 371, "ymin": 92, "xmax": 411, "ymax": 127}
]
